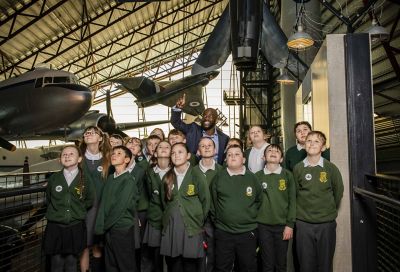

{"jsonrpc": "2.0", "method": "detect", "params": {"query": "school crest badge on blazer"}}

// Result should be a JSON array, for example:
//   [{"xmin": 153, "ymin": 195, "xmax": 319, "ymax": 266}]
[
  {"xmin": 187, "ymin": 184, "xmax": 195, "ymax": 195},
  {"xmin": 278, "ymin": 179, "xmax": 286, "ymax": 191},
  {"xmin": 320, "ymin": 172, "xmax": 328, "ymax": 183}
]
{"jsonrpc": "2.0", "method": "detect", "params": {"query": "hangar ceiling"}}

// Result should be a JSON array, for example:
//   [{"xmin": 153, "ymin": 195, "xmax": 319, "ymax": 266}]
[{"xmin": 0, "ymin": 0, "xmax": 398, "ymax": 117}]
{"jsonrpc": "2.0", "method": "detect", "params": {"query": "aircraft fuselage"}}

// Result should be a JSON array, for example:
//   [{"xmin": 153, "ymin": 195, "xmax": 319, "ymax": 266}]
[{"xmin": 0, "ymin": 68, "xmax": 92, "ymax": 139}]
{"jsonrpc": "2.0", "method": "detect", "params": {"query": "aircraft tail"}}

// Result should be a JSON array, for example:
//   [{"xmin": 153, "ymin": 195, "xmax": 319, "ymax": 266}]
[{"xmin": 111, "ymin": 77, "xmax": 161, "ymax": 99}]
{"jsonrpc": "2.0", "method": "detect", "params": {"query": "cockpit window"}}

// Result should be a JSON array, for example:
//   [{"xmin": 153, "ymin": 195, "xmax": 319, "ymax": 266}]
[
  {"xmin": 34, "ymin": 77, "xmax": 43, "ymax": 88},
  {"xmin": 53, "ymin": 76, "xmax": 69, "ymax": 83},
  {"xmin": 44, "ymin": 77, "xmax": 52, "ymax": 84}
]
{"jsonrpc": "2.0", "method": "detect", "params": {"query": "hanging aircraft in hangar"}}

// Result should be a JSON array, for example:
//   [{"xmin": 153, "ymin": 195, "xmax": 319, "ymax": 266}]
[
  {"xmin": 192, "ymin": 0, "xmax": 308, "ymax": 75},
  {"xmin": 0, "ymin": 67, "xmax": 170, "ymax": 150},
  {"xmin": 111, "ymin": 70, "xmax": 219, "ymax": 117},
  {"xmin": 0, "ymin": 67, "xmax": 92, "ymax": 151}
]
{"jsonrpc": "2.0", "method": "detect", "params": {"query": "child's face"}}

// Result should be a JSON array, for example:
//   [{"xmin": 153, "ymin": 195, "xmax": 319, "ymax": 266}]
[
  {"xmin": 226, "ymin": 147, "xmax": 245, "ymax": 169},
  {"xmin": 295, "ymin": 124, "xmax": 311, "ymax": 145},
  {"xmin": 111, "ymin": 148, "xmax": 130, "ymax": 167},
  {"xmin": 150, "ymin": 129, "xmax": 164, "ymax": 141},
  {"xmin": 198, "ymin": 138, "xmax": 215, "ymax": 158},
  {"xmin": 305, "ymin": 134, "xmax": 326, "ymax": 156},
  {"xmin": 171, "ymin": 145, "xmax": 190, "ymax": 167},
  {"xmin": 126, "ymin": 139, "xmax": 141, "ymax": 156},
  {"xmin": 249, "ymin": 126, "xmax": 264, "ymax": 143},
  {"xmin": 264, "ymin": 147, "xmax": 283, "ymax": 164},
  {"xmin": 168, "ymin": 134, "xmax": 185, "ymax": 146},
  {"xmin": 110, "ymin": 137, "xmax": 123, "ymax": 147},
  {"xmin": 147, "ymin": 139, "xmax": 161, "ymax": 156},
  {"xmin": 156, "ymin": 142, "xmax": 171, "ymax": 158},
  {"xmin": 60, "ymin": 147, "xmax": 82, "ymax": 169},
  {"xmin": 83, "ymin": 129, "xmax": 102, "ymax": 145}
]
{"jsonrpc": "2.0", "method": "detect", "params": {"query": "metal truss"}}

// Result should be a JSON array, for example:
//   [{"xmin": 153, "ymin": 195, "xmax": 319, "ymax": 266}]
[
  {"xmin": 63, "ymin": 0, "xmax": 222, "ymax": 87},
  {"xmin": 0, "ymin": 1, "xmax": 150, "ymax": 77}
]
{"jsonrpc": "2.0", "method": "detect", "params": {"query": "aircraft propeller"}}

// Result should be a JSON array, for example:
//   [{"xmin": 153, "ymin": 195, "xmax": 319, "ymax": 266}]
[{"xmin": 0, "ymin": 137, "xmax": 16, "ymax": 152}]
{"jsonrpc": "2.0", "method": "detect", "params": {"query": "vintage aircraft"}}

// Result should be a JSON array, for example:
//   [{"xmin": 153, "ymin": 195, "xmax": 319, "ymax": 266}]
[
  {"xmin": 111, "ymin": 70, "xmax": 219, "ymax": 117},
  {"xmin": 192, "ymin": 0, "xmax": 307, "ymax": 75},
  {"xmin": 14, "ymin": 110, "xmax": 171, "ymax": 142},
  {"xmin": 0, "ymin": 67, "xmax": 92, "ymax": 151}
]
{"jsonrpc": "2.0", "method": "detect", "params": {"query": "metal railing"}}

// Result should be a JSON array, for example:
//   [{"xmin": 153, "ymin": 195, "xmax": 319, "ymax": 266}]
[
  {"xmin": 0, "ymin": 171, "xmax": 57, "ymax": 272},
  {"xmin": 354, "ymin": 174, "xmax": 400, "ymax": 272}
]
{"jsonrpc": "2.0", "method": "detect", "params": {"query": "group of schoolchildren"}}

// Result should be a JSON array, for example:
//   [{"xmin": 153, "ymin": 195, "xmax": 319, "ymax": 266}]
[{"xmin": 43, "ymin": 119, "xmax": 344, "ymax": 272}]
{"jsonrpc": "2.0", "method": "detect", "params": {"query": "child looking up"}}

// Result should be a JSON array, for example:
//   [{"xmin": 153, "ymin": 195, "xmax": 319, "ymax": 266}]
[
  {"xmin": 255, "ymin": 144, "xmax": 296, "ymax": 272},
  {"xmin": 95, "ymin": 146, "xmax": 138, "ymax": 272},
  {"xmin": 211, "ymin": 145, "xmax": 262, "ymax": 272},
  {"xmin": 109, "ymin": 134, "xmax": 124, "ymax": 148},
  {"xmin": 44, "ymin": 145, "xmax": 95, "ymax": 272},
  {"xmin": 160, "ymin": 143, "xmax": 210, "ymax": 272},
  {"xmin": 293, "ymin": 131, "xmax": 343, "ymax": 272},
  {"xmin": 168, "ymin": 129, "xmax": 198, "ymax": 166},
  {"xmin": 193, "ymin": 137, "xmax": 223, "ymax": 272},
  {"xmin": 79, "ymin": 126, "xmax": 111, "ymax": 272},
  {"xmin": 142, "ymin": 141, "xmax": 172, "ymax": 272},
  {"xmin": 284, "ymin": 121, "xmax": 330, "ymax": 172},
  {"xmin": 245, "ymin": 126, "xmax": 270, "ymax": 173}
]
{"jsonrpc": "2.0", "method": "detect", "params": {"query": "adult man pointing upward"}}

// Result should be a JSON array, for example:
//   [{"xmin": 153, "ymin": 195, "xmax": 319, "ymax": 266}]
[{"xmin": 170, "ymin": 94, "xmax": 230, "ymax": 165}]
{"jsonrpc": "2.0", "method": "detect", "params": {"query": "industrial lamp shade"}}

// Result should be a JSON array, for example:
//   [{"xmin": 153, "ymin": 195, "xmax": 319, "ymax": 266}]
[
  {"xmin": 287, "ymin": 25, "xmax": 314, "ymax": 50},
  {"xmin": 277, "ymin": 69, "xmax": 295, "ymax": 84},
  {"xmin": 367, "ymin": 19, "xmax": 390, "ymax": 43}
]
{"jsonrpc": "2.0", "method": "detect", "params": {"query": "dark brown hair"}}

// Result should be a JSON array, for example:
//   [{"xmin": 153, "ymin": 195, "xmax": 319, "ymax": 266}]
[
  {"xmin": 294, "ymin": 121, "xmax": 312, "ymax": 133},
  {"xmin": 263, "ymin": 144, "xmax": 284, "ymax": 158},
  {"xmin": 150, "ymin": 141, "xmax": 172, "ymax": 168}
]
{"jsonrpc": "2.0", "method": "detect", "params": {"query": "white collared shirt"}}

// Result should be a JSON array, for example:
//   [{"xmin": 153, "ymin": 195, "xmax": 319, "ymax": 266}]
[
  {"xmin": 63, "ymin": 167, "xmax": 79, "ymax": 186},
  {"xmin": 174, "ymin": 163, "xmax": 190, "ymax": 189},
  {"xmin": 248, "ymin": 142, "xmax": 269, "ymax": 173},
  {"xmin": 114, "ymin": 169, "xmax": 129, "ymax": 178},
  {"xmin": 297, "ymin": 143, "xmax": 304, "ymax": 151},
  {"xmin": 198, "ymin": 159, "xmax": 216, "ymax": 173},
  {"xmin": 127, "ymin": 161, "xmax": 136, "ymax": 173},
  {"xmin": 303, "ymin": 157, "xmax": 324, "ymax": 167},
  {"xmin": 226, "ymin": 166, "xmax": 246, "ymax": 176},
  {"xmin": 85, "ymin": 150, "xmax": 102, "ymax": 160},
  {"xmin": 263, "ymin": 166, "xmax": 283, "ymax": 175},
  {"xmin": 154, "ymin": 165, "xmax": 170, "ymax": 180}
]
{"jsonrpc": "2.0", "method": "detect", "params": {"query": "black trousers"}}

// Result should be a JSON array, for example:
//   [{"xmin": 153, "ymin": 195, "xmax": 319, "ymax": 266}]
[
  {"xmin": 201, "ymin": 219, "xmax": 216, "ymax": 272},
  {"xmin": 214, "ymin": 228, "xmax": 258, "ymax": 272},
  {"xmin": 141, "ymin": 245, "xmax": 163, "ymax": 272},
  {"xmin": 104, "ymin": 226, "xmax": 136, "ymax": 272},
  {"xmin": 296, "ymin": 220, "xmax": 336, "ymax": 272},
  {"xmin": 51, "ymin": 254, "xmax": 77, "ymax": 272},
  {"xmin": 165, "ymin": 255, "xmax": 203, "ymax": 272},
  {"xmin": 258, "ymin": 224, "xmax": 288, "ymax": 272}
]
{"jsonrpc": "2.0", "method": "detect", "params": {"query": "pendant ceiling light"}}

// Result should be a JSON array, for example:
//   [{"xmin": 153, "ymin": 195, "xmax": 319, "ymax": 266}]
[
  {"xmin": 367, "ymin": 18, "xmax": 390, "ymax": 43},
  {"xmin": 277, "ymin": 69, "xmax": 295, "ymax": 85}
]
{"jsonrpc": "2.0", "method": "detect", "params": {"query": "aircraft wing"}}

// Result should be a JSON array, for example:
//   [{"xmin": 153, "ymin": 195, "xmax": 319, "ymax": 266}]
[
  {"xmin": 191, "ymin": 4, "xmax": 231, "ymax": 75},
  {"xmin": 116, "ymin": 120, "xmax": 171, "ymax": 131},
  {"xmin": 156, "ymin": 85, "xmax": 205, "ymax": 117},
  {"xmin": 260, "ymin": 3, "xmax": 308, "ymax": 75}
]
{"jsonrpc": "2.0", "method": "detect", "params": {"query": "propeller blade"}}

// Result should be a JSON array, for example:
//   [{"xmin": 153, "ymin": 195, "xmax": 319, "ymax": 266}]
[
  {"xmin": 0, "ymin": 137, "xmax": 16, "ymax": 151},
  {"xmin": 106, "ymin": 89, "xmax": 112, "ymax": 118}
]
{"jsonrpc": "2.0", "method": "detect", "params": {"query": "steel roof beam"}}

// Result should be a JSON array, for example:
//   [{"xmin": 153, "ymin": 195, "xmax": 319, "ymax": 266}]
[
  {"xmin": 60, "ymin": 0, "xmax": 221, "ymax": 79},
  {"xmin": 0, "ymin": 0, "xmax": 40, "ymax": 28},
  {"xmin": 74, "ymin": 5, "xmax": 220, "ymax": 86},
  {"xmin": 0, "ymin": 0, "xmax": 69, "ymax": 47},
  {"xmin": 0, "ymin": 1, "xmax": 130, "ymax": 75}
]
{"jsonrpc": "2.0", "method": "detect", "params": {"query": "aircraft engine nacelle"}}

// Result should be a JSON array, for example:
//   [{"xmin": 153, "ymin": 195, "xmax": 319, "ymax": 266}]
[
  {"xmin": 67, "ymin": 112, "xmax": 116, "ymax": 140},
  {"xmin": 230, "ymin": 0, "xmax": 262, "ymax": 71}
]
